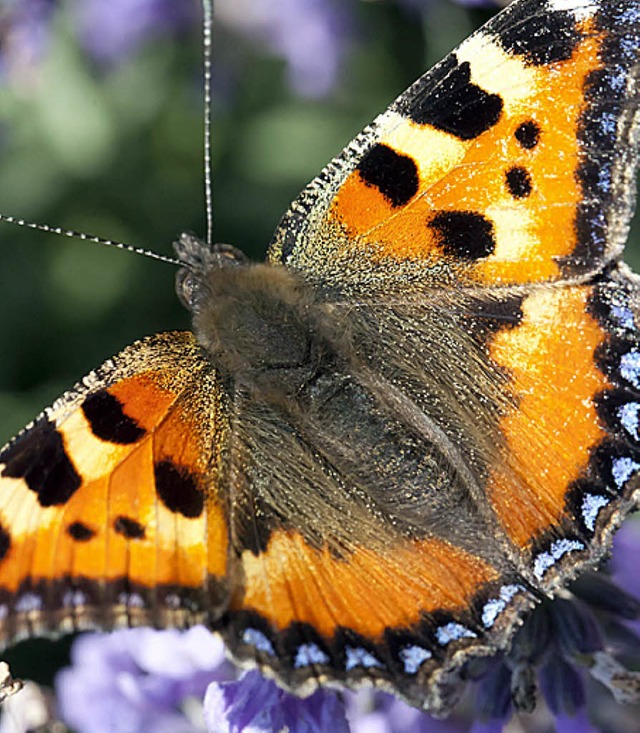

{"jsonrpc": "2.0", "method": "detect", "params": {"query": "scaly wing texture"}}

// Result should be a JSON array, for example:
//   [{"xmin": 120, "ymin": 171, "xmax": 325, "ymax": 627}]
[
  {"xmin": 269, "ymin": 0, "xmax": 640, "ymax": 291},
  {"xmin": 225, "ymin": 0, "xmax": 640, "ymax": 709},
  {"xmin": 1, "ymin": 0, "xmax": 640, "ymax": 718},
  {"xmin": 215, "ymin": 269, "xmax": 640, "ymax": 712},
  {"xmin": 0, "ymin": 332, "xmax": 230, "ymax": 644}
]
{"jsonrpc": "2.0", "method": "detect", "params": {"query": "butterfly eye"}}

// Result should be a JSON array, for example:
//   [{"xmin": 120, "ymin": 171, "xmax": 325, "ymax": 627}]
[
  {"xmin": 176, "ymin": 268, "xmax": 199, "ymax": 310},
  {"xmin": 175, "ymin": 239, "xmax": 250, "ymax": 311}
]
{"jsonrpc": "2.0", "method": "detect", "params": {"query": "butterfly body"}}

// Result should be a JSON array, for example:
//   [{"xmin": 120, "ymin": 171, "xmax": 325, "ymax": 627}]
[
  {"xmin": 2, "ymin": 0, "xmax": 640, "ymax": 715},
  {"xmin": 182, "ymin": 243, "xmax": 331, "ymax": 404}
]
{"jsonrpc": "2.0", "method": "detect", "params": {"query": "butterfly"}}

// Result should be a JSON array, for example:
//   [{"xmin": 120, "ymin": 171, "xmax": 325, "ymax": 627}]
[{"xmin": 0, "ymin": 0, "xmax": 639, "ymax": 716}]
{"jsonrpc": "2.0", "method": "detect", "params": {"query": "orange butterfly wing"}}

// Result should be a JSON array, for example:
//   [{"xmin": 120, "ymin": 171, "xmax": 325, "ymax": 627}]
[
  {"xmin": 270, "ymin": 0, "xmax": 638, "ymax": 289},
  {"xmin": 1, "ymin": 0, "xmax": 640, "ymax": 717},
  {"xmin": 0, "ymin": 332, "xmax": 230, "ymax": 643}
]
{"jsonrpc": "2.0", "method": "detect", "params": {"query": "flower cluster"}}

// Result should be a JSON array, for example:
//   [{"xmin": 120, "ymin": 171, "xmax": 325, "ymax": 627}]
[{"xmin": 0, "ymin": 0, "xmax": 351, "ymax": 98}]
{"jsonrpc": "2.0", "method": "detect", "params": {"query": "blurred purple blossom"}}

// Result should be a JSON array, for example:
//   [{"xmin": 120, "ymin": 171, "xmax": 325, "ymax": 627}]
[
  {"xmin": 462, "ymin": 521, "xmax": 640, "ymax": 730},
  {"xmin": 50, "ymin": 625, "xmax": 470, "ymax": 732},
  {"xmin": 345, "ymin": 689, "xmax": 465, "ymax": 733},
  {"xmin": 204, "ymin": 669, "xmax": 350, "ymax": 733},
  {"xmin": 612, "ymin": 519, "xmax": 640, "ymax": 608},
  {"xmin": 0, "ymin": 0, "xmax": 56, "ymax": 81},
  {"xmin": 50, "ymin": 519, "xmax": 640, "ymax": 733},
  {"xmin": 56, "ymin": 626, "xmax": 229, "ymax": 733},
  {"xmin": 215, "ymin": 0, "xmax": 352, "ymax": 98},
  {"xmin": 72, "ymin": 0, "xmax": 196, "ymax": 64},
  {"xmin": 0, "ymin": 0, "xmax": 518, "ymax": 97},
  {"xmin": 55, "ymin": 636, "xmax": 470, "ymax": 733},
  {"xmin": 1, "ymin": 0, "xmax": 355, "ymax": 98}
]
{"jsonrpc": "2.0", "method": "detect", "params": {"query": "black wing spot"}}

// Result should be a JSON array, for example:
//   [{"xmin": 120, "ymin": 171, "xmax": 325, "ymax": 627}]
[
  {"xmin": 1, "ymin": 419, "xmax": 81, "ymax": 507},
  {"xmin": 505, "ymin": 166, "xmax": 533, "ymax": 199},
  {"xmin": 0, "ymin": 524, "xmax": 11, "ymax": 561},
  {"xmin": 492, "ymin": 9, "xmax": 583, "ymax": 66},
  {"xmin": 400, "ymin": 56, "xmax": 503, "ymax": 140},
  {"xmin": 357, "ymin": 144, "xmax": 419, "ymax": 207},
  {"xmin": 114, "ymin": 516, "xmax": 146, "ymax": 540},
  {"xmin": 67, "ymin": 521, "xmax": 96, "ymax": 542},
  {"xmin": 82, "ymin": 390, "xmax": 146, "ymax": 445},
  {"xmin": 429, "ymin": 211, "xmax": 496, "ymax": 260},
  {"xmin": 515, "ymin": 120, "xmax": 540, "ymax": 149},
  {"xmin": 234, "ymin": 497, "xmax": 277, "ymax": 556},
  {"xmin": 466, "ymin": 295, "xmax": 525, "ymax": 342},
  {"xmin": 154, "ymin": 461, "xmax": 204, "ymax": 519}
]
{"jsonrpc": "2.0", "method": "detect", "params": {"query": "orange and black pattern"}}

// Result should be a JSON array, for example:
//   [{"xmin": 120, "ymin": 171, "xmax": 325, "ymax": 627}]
[{"xmin": 1, "ymin": 0, "xmax": 640, "ymax": 715}]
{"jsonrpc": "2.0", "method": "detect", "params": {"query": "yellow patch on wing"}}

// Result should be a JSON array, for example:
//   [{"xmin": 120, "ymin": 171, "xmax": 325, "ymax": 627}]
[
  {"xmin": 456, "ymin": 33, "xmax": 543, "ymax": 113},
  {"xmin": 0, "ymin": 333, "xmax": 230, "ymax": 640},
  {"xmin": 384, "ymin": 116, "xmax": 468, "ymax": 194},
  {"xmin": 487, "ymin": 285, "xmax": 611, "ymax": 546},
  {"xmin": 473, "ymin": 24, "xmax": 602, "ymax": 284}
]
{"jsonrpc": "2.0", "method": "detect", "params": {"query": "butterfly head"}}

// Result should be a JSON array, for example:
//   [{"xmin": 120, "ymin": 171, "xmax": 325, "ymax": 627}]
[
  {"xmin": 174, "ymin": 232, "xmax": 331, "ymax": 402},
  {"xmin": 174, "ymin": 233, "xmax": 248, "ymax": 311}
]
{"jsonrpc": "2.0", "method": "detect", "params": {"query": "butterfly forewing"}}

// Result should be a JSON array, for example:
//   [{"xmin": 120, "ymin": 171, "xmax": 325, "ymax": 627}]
[
  {"xmin": 0, "ymin": 332, "xmax": 231, "ymax": 643},
  {"xmin": 270, "ymin": 0, "xmax": 640, "ymax": 290}
]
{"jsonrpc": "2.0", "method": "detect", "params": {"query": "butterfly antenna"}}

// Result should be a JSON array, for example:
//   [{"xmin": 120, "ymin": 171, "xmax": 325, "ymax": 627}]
[
  {"xmin": 203, "ymin": 0, "xmax": 215, "ymax": 247},
  {"xmin": 0, "ymin": 214, "xmax": 181, "ymax": 266}
]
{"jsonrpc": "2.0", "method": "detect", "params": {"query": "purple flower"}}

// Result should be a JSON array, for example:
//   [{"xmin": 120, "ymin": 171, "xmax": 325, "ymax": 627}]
[
  {"xmin": 56, "ymin": 626, "xmax": 229, "ymax": 733},
  {"xmin": 0, "ymin": 0, "xmax": 194, "ymax": 84},
  {"xmin": 345, "ymin": 690, "xmax": 465, "ymax": 733},
  {"xmin": 1, "ymin": 0, "xmax": 354, "ymax": 98},
  {"xmin": 611, "ymin": 519, "xmax": 640, "ymax": 605},
  {"xmin": 71, "ymin": 0, "xmax": 195, "ymax": 65},
  {"xmin": 0, "ymin": 0, "xmax": 56, "ymax": 82},
  {"xmin": 465, "ymin": 521, "xmax": 640, "ymax": 731},
  {"xmin": 203, "ymin": 674, "xmax": 466, "ymax": 733},
  {"xmin": 553, "ymin": 710, "xmax": 601, "ymax": 733},
  {"xmin": 51, "ymin": 521, "xmax": 640, "ymax": 733},
  {"xmin": 204, "ymin": 670, "xmax": 349, "ymax": 733},
  {"xmin": 216, "ymin": 0, "xmax": 352, "ymax": 98},
  {"xmin": 54, "ymin": 629, "xmax": 467, "ymax": 733}
]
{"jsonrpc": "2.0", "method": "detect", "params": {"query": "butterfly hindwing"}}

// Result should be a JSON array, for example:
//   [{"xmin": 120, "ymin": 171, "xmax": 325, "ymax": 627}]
[
  {"xmin": 214, "ymin": 0, "xmax": 640, "ymax": 709},
  {"xmin": 481, "ymin": 269, "xmax": 640, "ymax": 586},
  {"xmin": 216, "ymin": 384, "xmax": 529, "ymax": 710},
  {"xmin": 0, "ymin": 332, "xmax": 230, "ymax": 644},
  {"xmin": 209, "ymin": 266, "xmax": 640, "ymax": 710}
]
